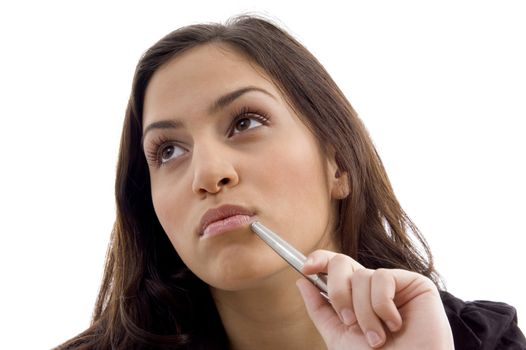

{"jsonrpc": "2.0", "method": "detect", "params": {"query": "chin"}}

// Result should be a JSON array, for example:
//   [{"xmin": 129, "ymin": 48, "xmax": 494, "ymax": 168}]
[{"xmin": 197, "ymin": 247, "xmax": 287, "ymax": 292}]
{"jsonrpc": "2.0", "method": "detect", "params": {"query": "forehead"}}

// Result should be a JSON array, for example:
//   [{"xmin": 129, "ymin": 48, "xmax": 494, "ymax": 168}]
[{"xmin": 143, "ymin": 43, "xmax": 282, "ymax": 125}]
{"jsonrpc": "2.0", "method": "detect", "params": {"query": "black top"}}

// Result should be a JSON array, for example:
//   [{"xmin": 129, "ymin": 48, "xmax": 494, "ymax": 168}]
[{"xmin": 440, "ymin": 291, "xmax": 526, "ymax": 349}]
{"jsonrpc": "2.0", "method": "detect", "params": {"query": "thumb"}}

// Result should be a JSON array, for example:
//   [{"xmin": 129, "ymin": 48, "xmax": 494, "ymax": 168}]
[{"xmin": 296, "ymin": 278, "xmax": 343, "ymax": 336}]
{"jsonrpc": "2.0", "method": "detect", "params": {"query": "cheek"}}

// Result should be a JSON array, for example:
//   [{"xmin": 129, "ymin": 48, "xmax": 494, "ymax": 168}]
[
  {"xmin": 267, "ymin": 129, "xmax": 330, "ymax": 201},
  {"xmin": 151, "ymin": 179, "xmax": 203, "ymax": 276},
  {"xmin": 255, "ymin": 132, "xmax": 334, "ymax": 244},
  {"xmin": 150, "ymin": 175, "xmax": 194, "ymax": 248}
]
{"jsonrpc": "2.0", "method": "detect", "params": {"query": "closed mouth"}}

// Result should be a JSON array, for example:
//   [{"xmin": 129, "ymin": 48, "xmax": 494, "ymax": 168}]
[{"xmin": 198, "ymin": 204, "xmax": 256, "ymax": 237}]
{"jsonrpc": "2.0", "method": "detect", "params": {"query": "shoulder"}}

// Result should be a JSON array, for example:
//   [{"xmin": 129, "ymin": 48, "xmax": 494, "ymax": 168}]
[{"xmin": 440, "ymin": 290, "xmax": 526, "ymax": 350}]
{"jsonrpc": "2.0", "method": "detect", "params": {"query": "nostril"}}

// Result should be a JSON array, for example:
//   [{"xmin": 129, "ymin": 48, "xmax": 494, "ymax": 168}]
[{"xmin": 219, "ymin": 178, "xmax": 230, "ymax": 186}]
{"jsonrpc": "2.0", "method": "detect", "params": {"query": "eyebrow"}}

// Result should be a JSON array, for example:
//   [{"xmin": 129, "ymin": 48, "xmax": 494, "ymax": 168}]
[{"xmin": 142, "ymin": 86, "xmax": 276, "ymax": 140}]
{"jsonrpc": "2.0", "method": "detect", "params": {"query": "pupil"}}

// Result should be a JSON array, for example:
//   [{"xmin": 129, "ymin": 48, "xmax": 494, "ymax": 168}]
[
  {"xmin": 237, "ymin": 118, "xmax": 249, "ymax": 131},
  {"xmin": 162, "ymin": 146, "xmax": 174, "ymax": 160}
]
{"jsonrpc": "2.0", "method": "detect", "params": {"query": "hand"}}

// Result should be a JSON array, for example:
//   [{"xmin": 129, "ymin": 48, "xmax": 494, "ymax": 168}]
[{"xmin": 296, "ymin": 250, "xmax": 454, "ymax": 349}]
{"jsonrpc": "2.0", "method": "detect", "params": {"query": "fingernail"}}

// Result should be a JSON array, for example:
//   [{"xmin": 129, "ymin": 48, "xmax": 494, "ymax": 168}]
[
  {"xmin": 305, "ymin": 257, "xmax": 314, "ymax": 266},
  {"xmin": 339, "ymin": 308, "xmax": 356, "ymax": 326},
  {"xmin": 366, "ymin": 331, "xmax": 383, "ymax": 347}
]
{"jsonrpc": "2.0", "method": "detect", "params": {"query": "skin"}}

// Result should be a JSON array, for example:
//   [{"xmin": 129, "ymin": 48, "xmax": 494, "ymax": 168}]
[{"xmin": 142, "ymin": 43, "xmax": 454, "ymax": 349}]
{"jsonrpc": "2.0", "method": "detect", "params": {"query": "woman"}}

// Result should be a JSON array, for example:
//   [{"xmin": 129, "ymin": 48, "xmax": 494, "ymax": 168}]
[{"xmin": 58, "ymin": 15, "xmax": 525, "ymax": 349}]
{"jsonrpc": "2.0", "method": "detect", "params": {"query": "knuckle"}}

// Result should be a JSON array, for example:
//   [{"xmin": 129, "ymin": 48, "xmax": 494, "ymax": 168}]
[
  {"xmin": 371, "ymin": 298, "xmax": 392, "ymax": 314},
  {"xmin": 350, "ymin": 267, "xmax": 370, "ymax": 283},
  {"xmin": 405, "ymin": 270, "xmax": 437, "ymax": 289},
  {"xmin": 307, "ymin": 249, "xmax": 326, "ymax": 259},
  {"xmin": 419, "ymin": 275, "xmax": 439, "ymax": 293},
  {"xmin": 308, "ymin": 249, "xmax": 336, "ymax": 264},
  {"xmin": 373, "ymin": 268, "xmax": 391, "ymax": 281},
  {"xmin": 328, "ymin": 253, "xmax": 352, "ymax": 266},
  {"xmin": 328, "ymin": 276, "xmax": 352, "ymax": 305},
  {"xmin": 329, "ymin": 286, "xmax": 351, "ymax": 305}
]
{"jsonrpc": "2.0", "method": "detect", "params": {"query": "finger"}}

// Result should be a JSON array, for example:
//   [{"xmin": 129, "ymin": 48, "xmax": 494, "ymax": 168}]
[
  {"xmin": 389, "ymin": 269, "xmax": 439, "ymax": 306},
  {"xmin": 302, "ymin": 249, "xmax": 337, "ymax": 274},
  {"xmin": 351, "ymin": 268, "xmax": 387, "ymax": 348},
  {"xmin": 370, "ymin": 269, "xmax": 403, "ymax": 332},
  {"xmin": 303, "ymin": 249, "xmax": 364, "ymax": 275},
  {"xmin": 296, "ymin": 277, "xmax": 342, "ymax": 339},
  {"xmin": 326, "ymin": 254, "xmax": 357, "ymax": 326}
]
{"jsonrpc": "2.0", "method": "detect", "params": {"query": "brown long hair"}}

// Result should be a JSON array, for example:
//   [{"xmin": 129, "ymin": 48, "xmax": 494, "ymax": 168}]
[{"xmin": 58, "ymin": 15, "xmax": 441, "ymax": 350}]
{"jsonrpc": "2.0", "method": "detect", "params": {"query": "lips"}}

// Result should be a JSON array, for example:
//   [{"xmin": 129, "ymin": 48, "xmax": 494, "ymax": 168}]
[{"xmin": 198, "ymin": 204, "xmax": 255, "ymax": 237}]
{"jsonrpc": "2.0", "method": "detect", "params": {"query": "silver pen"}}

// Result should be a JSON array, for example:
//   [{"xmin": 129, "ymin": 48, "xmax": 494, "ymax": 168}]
[{"xmin": 250, "ymin": 221, "xmax": 329, "ymax": 300}]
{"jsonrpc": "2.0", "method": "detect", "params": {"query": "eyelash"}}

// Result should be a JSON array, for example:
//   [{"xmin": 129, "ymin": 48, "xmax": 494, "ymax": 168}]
[
  {"xmin": 228, "ymin": 106, "xmax": 270, "ymax": 136},
  {"xmin": 145, "ymin": 106, "xmax": 271, "ymax": 167},
  {"xmin": 145, "ymin": 134, "xmax": 175, "ymax": 167}
]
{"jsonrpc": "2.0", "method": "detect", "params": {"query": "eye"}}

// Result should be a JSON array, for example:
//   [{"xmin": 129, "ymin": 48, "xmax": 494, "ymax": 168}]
[
  {"xmin": 145, "ymin": 136, "xmax": 186, "ymax": 167},
  {"xmin": 159, "ymin": 143, "xmax": 185, "ymax": 164},
  {"xmin": 232, "ymin": 116, "xmax": 264, "ymax": 134},
  {"xmin": 229, "ymin": 107, "xmax": 270, "ymax": 136}
]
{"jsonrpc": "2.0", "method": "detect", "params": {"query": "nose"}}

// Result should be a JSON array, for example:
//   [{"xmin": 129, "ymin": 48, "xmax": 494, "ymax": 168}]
[{"xmin": 191, "ymin": 142, "xmax": 240, "ymax": 196}]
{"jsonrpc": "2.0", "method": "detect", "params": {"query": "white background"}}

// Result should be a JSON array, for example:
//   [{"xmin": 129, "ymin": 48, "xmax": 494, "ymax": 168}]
[{"xmin": 0, "ymin": 1, "xmax": 524, "ymax": 349}]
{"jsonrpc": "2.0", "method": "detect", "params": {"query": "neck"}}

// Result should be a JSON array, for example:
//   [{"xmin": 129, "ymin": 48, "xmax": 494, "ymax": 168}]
[{"xmin": 210, "ymin": 267, "xmax": 326, "ymax": 350}]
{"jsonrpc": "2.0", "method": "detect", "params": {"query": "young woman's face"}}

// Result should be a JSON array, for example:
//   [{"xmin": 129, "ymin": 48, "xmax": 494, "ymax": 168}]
[{"xmin": 142, "ymin": 44, "xmax": 346, "ymax": 291}]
